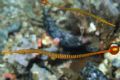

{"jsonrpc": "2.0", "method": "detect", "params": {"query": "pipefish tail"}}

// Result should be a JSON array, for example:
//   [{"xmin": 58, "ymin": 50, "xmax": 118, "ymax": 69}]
[
  {"xmin": 1, "ymin": 49, "xmax": 108, "ymax": 59},
  {"xmin": 60, "ymin": 8, "xmax": 115, "ymax": 27}
]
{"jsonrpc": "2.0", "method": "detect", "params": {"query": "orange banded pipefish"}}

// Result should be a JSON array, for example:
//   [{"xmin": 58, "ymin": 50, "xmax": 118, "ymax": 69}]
[
  {"xmin": 0, "ymin": 49, "xmax": 112, "ymax": 59},
  {"xmin": 1, "ymin": 44, "xmax": 119, "ymax": 59}
]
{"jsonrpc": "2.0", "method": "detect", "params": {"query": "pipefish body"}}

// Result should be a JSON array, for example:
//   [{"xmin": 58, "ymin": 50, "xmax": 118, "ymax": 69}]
[
  {"xmin": 1, "ymin": 49, "xmax": 108, "ymax": 59},
  {"xmin": 61, "ymin": 8, "xmax": 115, "ymax": 27}
]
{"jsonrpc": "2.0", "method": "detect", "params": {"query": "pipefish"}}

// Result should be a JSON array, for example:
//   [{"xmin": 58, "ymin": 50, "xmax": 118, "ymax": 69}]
[
  {"xmin": 2, "ymin": 44, "xmax": 119, "ymax": 59},
  {"xmin": 40, "ymin": 0, "xmax": 115, "ymax": 27},
  {"xmin": 60, "ymin": 8, "xmax": 115, "ymax": 27},
  {"xmin": 1, "ymin": 49, "xmax": 108, "ymax": 59}
]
